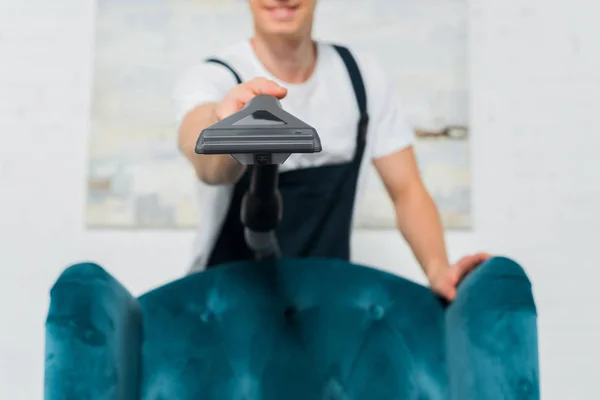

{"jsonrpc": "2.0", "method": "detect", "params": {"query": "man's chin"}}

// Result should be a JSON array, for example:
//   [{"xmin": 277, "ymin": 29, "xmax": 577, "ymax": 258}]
[{"xmin": 261, "ymin": 24, "xmax": 305, "ymax": 39}]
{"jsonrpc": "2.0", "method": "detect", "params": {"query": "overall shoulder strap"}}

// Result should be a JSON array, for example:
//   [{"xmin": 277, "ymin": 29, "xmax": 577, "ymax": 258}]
[
  {"xmin": 205, "ymin": 58, "xmax": 243, "ymax": 84},
  {"xmin": 331, "ymin": 44, "xmax": 369, "ymax": 143},
  {"xmin": 294, "ymin": 45, "xmax": 370, "ymax": 256}
]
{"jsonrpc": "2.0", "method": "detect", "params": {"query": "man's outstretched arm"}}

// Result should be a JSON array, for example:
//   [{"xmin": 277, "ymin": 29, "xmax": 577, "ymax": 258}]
[
  {"xmin": 373, "ymin": 147, "xmax": 489, "ymax": 301},
  {"xmin": 373, "ymin": 148, "xmax": 449, "ymax": 278},
  {"xmin": 177, "ymin": 78, "xmax": 287, "ymax": 185},
  {"xmin": 177, "ymin": 102, "xmax": 246, "ymax": 185}
]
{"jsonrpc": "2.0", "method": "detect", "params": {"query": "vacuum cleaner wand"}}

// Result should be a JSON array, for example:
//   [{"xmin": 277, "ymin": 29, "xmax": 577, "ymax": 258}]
[{"xmin": 195, "ymin": 95, "xmax": 322, "ymax": 260}]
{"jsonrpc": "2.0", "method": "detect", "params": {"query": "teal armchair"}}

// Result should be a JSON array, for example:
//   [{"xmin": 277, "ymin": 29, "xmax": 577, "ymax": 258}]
[{"xmin": 44, "ymin": 256, "xmax": 539, "ymax": 399}]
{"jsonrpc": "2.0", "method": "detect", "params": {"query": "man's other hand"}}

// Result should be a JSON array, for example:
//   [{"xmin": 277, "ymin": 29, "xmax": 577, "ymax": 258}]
[
  {"xmin": 216, "ymin": 77, "xmax": 288, "ymax": 121},
  {"xmin": 429, "ymin": 252, "xmax": 492, "ymax": 301}
]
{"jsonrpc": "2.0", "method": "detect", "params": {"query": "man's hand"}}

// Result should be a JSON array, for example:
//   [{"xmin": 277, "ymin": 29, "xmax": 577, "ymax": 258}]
[
  {"xmin": 429, "ymin": 252, "xmax": 492, "ymax": 301},
  {"xmin": 179, "ymin": 77, "xmax": 288, "ymax": 185},
  {"xmin": 216, "ymin": 77, "xmax": 288, "ymax": 120}
]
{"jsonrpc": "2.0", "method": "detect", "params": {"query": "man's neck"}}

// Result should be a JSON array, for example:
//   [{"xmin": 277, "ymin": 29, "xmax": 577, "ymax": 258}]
[{"xmin": 250, "ymin": 33, "xmax": 317, "ymax": 84}]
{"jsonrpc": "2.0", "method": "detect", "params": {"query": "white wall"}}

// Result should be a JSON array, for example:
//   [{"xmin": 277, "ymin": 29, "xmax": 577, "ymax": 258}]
[{"xmin": 1, "ymin": 0, "xmax": 599, "ymax": 398}]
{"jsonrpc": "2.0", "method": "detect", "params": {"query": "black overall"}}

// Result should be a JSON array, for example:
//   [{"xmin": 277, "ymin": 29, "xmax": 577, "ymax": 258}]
[{"xmin": 206, "ymin": 45, "xmax": 369, "ymax": 268}]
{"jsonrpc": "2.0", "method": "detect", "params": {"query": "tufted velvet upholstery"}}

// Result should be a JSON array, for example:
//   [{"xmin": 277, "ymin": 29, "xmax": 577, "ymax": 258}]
[
  {"xmin": 44, "ymin": 256, "xmax": 539, "ymax": 399},
  {"xmin": 44, "ymin": 262, "xmax": 142, "ymax": 399}
]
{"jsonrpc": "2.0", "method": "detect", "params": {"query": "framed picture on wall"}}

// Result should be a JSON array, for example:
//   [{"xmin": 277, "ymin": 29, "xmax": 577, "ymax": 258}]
[{"xmin": 85, "ymin": 0, "xmax": 471, "ymax": 230}]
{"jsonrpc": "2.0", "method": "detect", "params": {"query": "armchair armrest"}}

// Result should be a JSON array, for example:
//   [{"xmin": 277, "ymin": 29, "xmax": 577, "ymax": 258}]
[
  {"xmin": 44, "ymin": 262, "xmax": 142, "ymax": 400},
  {"xmin": 445, "ymin": 256, "xmax": 540, "ymax": 399}
]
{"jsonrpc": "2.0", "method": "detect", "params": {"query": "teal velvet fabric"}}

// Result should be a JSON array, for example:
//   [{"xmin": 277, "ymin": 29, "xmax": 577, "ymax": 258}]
[
  {"xmin": 446, "ymin": 257, "xmax": 539, "ymax": 399},
  {"xmin": 138, "ymin": 258, "xmax": 447, "ymax": 399},
  {"xmin": 44, "ymin": 256, "xmax": 539, "ymax": 400},
  {"xmin": 44, "ymin": 262, "xmax": 142, "ymax": 399}
]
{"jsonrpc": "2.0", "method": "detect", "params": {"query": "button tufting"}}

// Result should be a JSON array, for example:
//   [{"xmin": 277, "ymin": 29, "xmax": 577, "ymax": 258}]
[
  {"xmin": 517, "ymin": 378, "xmax": 533, "ymax": 394},
  {"xmin": 369, "ymin": 304, "xmax": 384, "ymax": 320},
  {"xmin": 284, "ymin": 306, "xmax": 297, "ymax": 317},
  {"xmin": 323, "ymin": 379, "xmax": 350, "ymax": 400},
  {"xmin": 200, "ymin": 308, "xmax": 215, "ymax": 323}
]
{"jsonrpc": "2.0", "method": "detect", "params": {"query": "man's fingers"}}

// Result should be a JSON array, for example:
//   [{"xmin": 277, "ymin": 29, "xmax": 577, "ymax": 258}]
[
  {"xmin": 228, "ymin": 80, "xmax": 287, "ymax": 109},
  {"xmin": 216, "ymin": 98, "xmax": 245, "ymax": 120},
  {"xmin": 435, "ymin": 282, "xmax": 456, "ymax": 302},
  {"xmin": 446, "ymin": 266, "xmax": 460, "ymax": 285},
  {"xmin": 446, "ymin": 287, "xmax": 457, "ymax": 301},
  {"xmin": 461, "ymin": 256, "xmax": 479, "ymax": 274},
  {"xmin": 466, "ymin": 252, "xmax": 491, "ymax": 269},
  {"xmin": 244, "ymin": 78, "xmax": 288, "ymax": 98},
  {"xmin": 217, "ymin": 79, "xmax": 287, "ymax": 120},
  {"xmin": 439, "ymin": 252, "xmax": 492, "ymax": 301},
  {"xmin": 455, "ymin": 252, "xmax": 491, "ymax": 279},
  {"xmin": 476, "ymin": 252, "xmax": 493, "ymax": 262},
  {"xmin": 231, "ymin": 87, "xmax": 256, "ymax": 106}
]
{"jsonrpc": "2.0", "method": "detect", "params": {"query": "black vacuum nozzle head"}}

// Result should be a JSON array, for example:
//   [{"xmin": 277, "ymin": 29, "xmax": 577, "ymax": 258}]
[{"xmin": 195, "ymin": 94, "xmax": 322, "ymax": 165}]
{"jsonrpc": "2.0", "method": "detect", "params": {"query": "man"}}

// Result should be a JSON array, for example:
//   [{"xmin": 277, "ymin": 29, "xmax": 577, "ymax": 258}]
[{"xmin": 173, "ymin": 0, "xmax": 489, "ymax": 302}]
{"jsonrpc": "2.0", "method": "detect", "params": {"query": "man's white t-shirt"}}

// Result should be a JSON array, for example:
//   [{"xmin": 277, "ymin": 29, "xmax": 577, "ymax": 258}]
[{"xmin": 172, "ymin": 40, "xmax": 415, "ymax": 271}]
